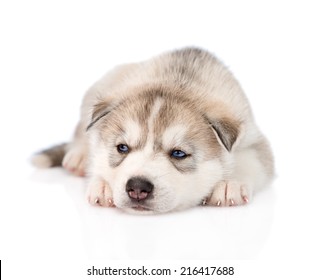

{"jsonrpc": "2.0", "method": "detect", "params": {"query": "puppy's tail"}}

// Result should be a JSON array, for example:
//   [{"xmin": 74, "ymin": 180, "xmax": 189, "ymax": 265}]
[{"xmin": 31, "ymin": 143, "xmax": 68, "ymax": 168}]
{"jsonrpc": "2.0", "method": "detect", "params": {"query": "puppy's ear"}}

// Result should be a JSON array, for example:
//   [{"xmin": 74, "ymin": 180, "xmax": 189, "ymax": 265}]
[
  {"xmin": 204, "ymin": 101, "xmax": 242, "ymax": 152},
  {"xmin": 86, "ymin": 100, "xmax": 112, "ymax": 131},
  {"xmin": 208, "ymin": 117, "xmax": 240, "ymax": 152}
]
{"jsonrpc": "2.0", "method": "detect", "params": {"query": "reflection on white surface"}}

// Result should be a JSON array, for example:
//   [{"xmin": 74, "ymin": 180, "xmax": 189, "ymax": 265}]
[{"xmin": 29, "ymin": 167, "xmax": 275, "ymax": 260}]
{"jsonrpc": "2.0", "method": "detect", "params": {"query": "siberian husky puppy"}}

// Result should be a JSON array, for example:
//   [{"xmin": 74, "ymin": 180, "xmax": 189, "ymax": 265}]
[{"xmin": 32, "ymin": 47, "xmax": 274, "ymax": 214}]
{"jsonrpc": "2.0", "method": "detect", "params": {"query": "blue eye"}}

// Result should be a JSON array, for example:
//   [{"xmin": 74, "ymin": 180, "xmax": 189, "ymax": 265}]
[
  {"xmin": 117, "ymin": 144, "xmax": 130, "ymax": 154},
  {"xmin": 171, "ymin": 149, "xmax": 188, "ymax": 159}
]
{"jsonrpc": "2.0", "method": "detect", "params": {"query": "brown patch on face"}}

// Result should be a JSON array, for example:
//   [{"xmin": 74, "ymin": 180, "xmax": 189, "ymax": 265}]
[
  {"xmin": 167, "ymin": 150, "xmax": 197, "ymax": 173},
  {"xmin": 89, "ymin": 91, "xmax": 157, "ymax": 168},
  {"xmin": 150, "ymin": 90, "xmax": 223, "ymax": 172},
  {"xmin": 89, "ymin": 87, "xmax": 230, "ymax": 171},
  {"xmin": 109, "ymin": 148, "xmax": 127, "ymax": 168}
]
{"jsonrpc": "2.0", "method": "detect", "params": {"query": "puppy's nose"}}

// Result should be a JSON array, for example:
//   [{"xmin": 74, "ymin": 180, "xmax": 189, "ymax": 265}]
[{"xmin": 126, "ymin": 177, "xmax": 154, "ymax": 201}]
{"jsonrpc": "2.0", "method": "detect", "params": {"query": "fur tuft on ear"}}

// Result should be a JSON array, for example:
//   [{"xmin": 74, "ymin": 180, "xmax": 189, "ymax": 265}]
[
  {"xmin": 86, "ymin": 101, "xmax": 111, "ymax": 131},
  {"xmin": 209, "ymin": 118, "xmax": 240, "ymax": 152}
]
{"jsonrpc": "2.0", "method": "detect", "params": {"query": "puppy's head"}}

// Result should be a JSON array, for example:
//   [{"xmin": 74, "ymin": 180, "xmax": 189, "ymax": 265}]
[{"xmin": 87, "ymin": 89, "xmax": 241, "ymax": 213}]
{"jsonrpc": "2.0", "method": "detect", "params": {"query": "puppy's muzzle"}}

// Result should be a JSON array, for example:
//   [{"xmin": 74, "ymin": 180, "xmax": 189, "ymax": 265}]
[{"xmin": 126, "ymin": 177, "xmax": 154, "ymax": 201}]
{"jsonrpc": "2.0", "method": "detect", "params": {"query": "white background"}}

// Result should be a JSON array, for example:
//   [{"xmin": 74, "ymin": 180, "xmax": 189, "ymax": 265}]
[{"xmin": 0, "ymin": 0, "xmax": 319, "ymax": 279}]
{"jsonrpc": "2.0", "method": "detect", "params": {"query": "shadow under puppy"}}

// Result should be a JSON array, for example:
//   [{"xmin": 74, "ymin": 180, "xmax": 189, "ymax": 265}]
[{"xmin": 32, "ymin": 47, "xmax": 274, "ymax": 214}]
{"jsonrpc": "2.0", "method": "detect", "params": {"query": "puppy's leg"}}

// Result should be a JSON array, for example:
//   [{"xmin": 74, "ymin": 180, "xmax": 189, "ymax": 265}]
[
  {"xmin": 86, "ymin": 176, "xmax": 114, "ymax": 207},
  {"xmin": 62, "ymin": 121, "xmax": 88, "ymax": 176},
  {"xmin": 207, "ymin": 138, "xmax": 274, "ymax": 206}
]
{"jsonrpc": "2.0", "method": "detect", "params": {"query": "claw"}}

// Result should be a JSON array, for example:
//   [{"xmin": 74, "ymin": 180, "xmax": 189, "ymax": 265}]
[
  {"xmin": 243, "ymin": 196, "xmax": 249, "ymax": 204},
  {"xmin": 108, "ymin": 198, "xmax": 114, "ymax": 207},
  {"xmin": 229, "ymin": 199, "xmax": 235, "ymax": 206},
  {"xmin": 202, "ymin": 198, "xmax": 207, "ymax": 206},
  {"xmin": 94, "ymin": 198, "xmax": 99, "ymax": 205},
  {"xmin": 216, "ymin": 200, "xmax": 221, "ymax": 206}
]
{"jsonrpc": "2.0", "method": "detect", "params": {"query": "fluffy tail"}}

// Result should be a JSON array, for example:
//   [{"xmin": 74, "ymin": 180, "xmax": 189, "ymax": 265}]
[{"xmin": 31, "ymin": 143, "xmax": 68, "ymax": 168}]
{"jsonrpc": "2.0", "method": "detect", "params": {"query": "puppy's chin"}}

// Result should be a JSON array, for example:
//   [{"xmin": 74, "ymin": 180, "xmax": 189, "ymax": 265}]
[
  {"xmin": 118, "ymin": 200, "xmax": 176, "ymax": 215},
  {"xmin": 122, "ymin": 206, "xmax": 155, "ymax": 215}
]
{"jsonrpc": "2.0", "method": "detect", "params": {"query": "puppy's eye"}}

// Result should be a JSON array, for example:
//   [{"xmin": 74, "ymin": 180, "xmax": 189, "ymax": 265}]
[
  {"xmin": 170, "ymin": 149, "xmax": 188, "ymax": 159},
  {"xmin": 117, "ymin": 144, "xmax": 130, "ymax": 154}
]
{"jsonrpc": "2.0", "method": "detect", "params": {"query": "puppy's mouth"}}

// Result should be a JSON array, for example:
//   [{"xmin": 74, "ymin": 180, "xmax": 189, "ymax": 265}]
[
  {"xmin": 124, "ymin": 202, "xmax": 154, "ymax": 213},
  {"xmin": 132, "ymin": 205, "xmax": 151, "ymax": 211}
]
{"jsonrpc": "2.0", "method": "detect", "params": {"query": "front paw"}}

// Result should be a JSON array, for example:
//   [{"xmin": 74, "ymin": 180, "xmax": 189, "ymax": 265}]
[
  {"xmin": 205, "ymin": 180, "xmax": 251, "ymax": 207},
  {"xmin": 86, "ymin": 178, "xmax": 114, "ymax": 207}
]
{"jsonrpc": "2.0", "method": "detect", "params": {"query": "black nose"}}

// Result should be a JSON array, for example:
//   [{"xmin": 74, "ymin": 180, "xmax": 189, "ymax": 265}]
[{"xmin": 126, "ymin": 177, "xmax": 154, "ymax": 201}]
